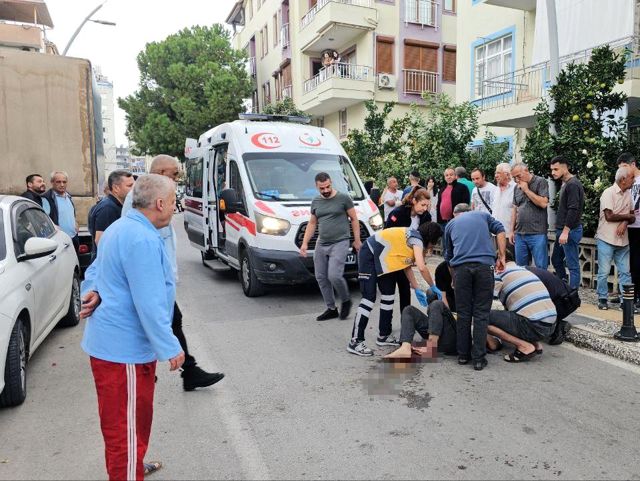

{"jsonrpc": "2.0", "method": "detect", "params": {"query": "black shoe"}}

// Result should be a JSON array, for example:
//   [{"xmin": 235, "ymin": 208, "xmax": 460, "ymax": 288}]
[
  {"xmin": 316, "ymin": 308, "xmax": 339, "ymax": 321},
  {"xmin": 598, "ymin": 299, "xmax": 608, "ymax": 310},
  {"xmin": 473, "ymin": 358, "xmax": 488, "ymax": 371},
  {"xmin": 339, "ymin": 300, "xmax": 352, "ymax": 320},
  {"xmin": 182, "ymin": 366, "xmax": 225, "ymax": 392},
  {"xmin": 458, "ymin": 356, "xmax": 470, "ymax": 365}
]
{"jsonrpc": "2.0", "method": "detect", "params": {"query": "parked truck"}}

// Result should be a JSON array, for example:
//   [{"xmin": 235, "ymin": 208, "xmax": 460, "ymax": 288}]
[{"xmin": 0, "ymin": 47, "xmax": 105, "ymax": 270}]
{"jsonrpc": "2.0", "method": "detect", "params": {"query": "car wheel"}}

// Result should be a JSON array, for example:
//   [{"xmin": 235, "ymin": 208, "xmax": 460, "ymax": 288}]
[
  {"xmin": 239, "ymin": 249, "xmax": 265, "ymax": 297},
  {"xmin": 57, "ymin": 273, "xmax": 81, "ymax": 328},
  {"xmin": 0, "ymin": 319, "xmax": 28, "ymax": 407}
]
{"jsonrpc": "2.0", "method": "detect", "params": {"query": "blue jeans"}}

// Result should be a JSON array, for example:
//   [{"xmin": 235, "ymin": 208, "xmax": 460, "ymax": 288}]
[
  {"xmin": 596, "ymin": 239, "xmax": 632, "ymax": 301},
  {"xmin": 551, "ymin": 226, "xmax": 583, "ymax": 289},
  {"xmin": 515, "ymin": 233, "xmax": 549, "ymax": 269}
]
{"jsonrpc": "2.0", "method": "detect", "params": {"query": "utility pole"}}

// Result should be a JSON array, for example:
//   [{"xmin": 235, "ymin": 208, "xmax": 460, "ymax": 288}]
[{"xmin": 62, "ymin": 1, "xmax": 114, "ymax": 56}]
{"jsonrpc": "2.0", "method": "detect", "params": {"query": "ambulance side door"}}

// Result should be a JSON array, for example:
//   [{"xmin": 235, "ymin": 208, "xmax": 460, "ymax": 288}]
[
  {"xmin": 184, "ymin": 154, "xmax": 209, "ymax": 250},
  {"xmin": 223, "ymin": 157, "xmax": 247, "ymax": 259}
]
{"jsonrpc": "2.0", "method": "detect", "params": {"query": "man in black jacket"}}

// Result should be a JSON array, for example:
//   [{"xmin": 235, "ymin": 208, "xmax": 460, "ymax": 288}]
[
  {"xmin": 20, "ymin": 174, "xmax": 51, "ymax": 215},
  {"xmin": 550, "ymin": 156, "xmax": 584, "ymax": 289},
  {"xmin": 436, "ymin": 168, "xmax": 471, "ymax": 226}
]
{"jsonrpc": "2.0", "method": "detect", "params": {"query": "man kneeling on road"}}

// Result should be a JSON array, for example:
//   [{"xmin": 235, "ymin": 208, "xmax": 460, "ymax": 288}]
[
  {"xmin": 384, "ymin": 289, "xmax": 457, "ymax": 360},
  {"xmin": 487, "ymin": 250, "xmax": 557, "ymax": 363}
]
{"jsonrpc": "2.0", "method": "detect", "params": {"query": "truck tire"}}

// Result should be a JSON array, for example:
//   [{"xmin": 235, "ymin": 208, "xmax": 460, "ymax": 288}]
[
  {"xmin": 57, "ymin": 273, "xmax": 81, "ymax": 328},
  {"xmin": 239, "ymin": 249, "xmax": 265, "ymax": 297},
  {"xmin": 0, "ymin": 319, "xmax": 28, "ymax": 407}
]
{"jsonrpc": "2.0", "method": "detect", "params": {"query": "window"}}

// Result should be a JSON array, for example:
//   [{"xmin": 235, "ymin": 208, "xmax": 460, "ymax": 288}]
[
  {"xmin": 404, "ymin": 41, "xmax": 438, "ymax": 73},
  {"xmin": 273, "ymin": 13, "xmax": 279, "ymax": 47},
  {"xmin": 405, "ymin": 0, "xmax": 435, "ymax": 26},
  {"xmin": 229, "ymin": 160, "xmax": 246, "ymax": 212},
  {"xmin": 14, "ymin": 207, "xmax": 55, "ymax": 254},
  {"xmin": 475, "ymin": 34, "xmax": 512, "ymax": 98},
  {"xmin": 185, "ymin": 158, "xmax": 203, "ymax": 198},
  {"xmin": 339, "ymin": 109, "xmax": 347, "ymax": 138},
  {"xmin": 262, "ymin": 81, "xmax": 271, "ymax": 105},
  {"xmin": 444, "ymin": 0, "xmax": 455, "ymax": 12},
  {"xmin": 376, "ymin": 36, "xmax": 394, "ymax": 74},
  {"xmin": 25, "ymin": 209, "xmax": 56, "ymax": 238},
  {"xmin": 443, "ymin": 46, "xmax": 456, "ymax": 82},
  {"xmin": 262, "ymin": 24, "xmax": 269, "ymax": 57}
]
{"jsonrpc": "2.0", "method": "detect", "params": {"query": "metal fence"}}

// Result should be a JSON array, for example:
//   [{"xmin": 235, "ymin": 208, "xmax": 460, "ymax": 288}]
[
  {"xmin": 402, "ymin": 69, "xmax": 439, "ymax": 95},
  {"xmin": 303, "ymin": 63, "xmax": 372, "ymax": 93}
]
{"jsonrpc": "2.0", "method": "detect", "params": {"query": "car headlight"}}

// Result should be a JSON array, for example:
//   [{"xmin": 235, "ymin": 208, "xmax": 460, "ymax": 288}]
[
  {"xmin": 255, "ymin": 213, "xmax": 291, "ymax": 236},
  {"xmin": 369, "ymin": 212, "xmax": 383, "ymax": 231}
]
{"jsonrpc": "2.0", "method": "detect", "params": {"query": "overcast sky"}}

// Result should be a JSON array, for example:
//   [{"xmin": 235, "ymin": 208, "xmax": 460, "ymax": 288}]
[{"xmin": 46, "ymin": 0, "xmax": 239, "ymax": 146}]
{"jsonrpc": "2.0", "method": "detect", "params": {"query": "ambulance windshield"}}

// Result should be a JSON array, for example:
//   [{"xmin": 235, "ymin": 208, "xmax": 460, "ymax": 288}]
[{"xmin": 243, "ymin": 153, "xmax": 365, "ymax": 201}]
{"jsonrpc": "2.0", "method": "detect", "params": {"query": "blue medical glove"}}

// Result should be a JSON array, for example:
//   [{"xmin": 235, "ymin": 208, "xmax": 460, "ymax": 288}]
[
  {"xmin": 430, "ymin": 285, "xmax": 443, "ymax": 300},
  {"xmin": 415, "ymin": 288, "xmax": 428, "ymax": 307}
]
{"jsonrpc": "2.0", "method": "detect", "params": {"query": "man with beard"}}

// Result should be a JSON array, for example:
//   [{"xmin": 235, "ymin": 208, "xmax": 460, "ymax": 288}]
[
  {"xmin": 300, "ymin": 172, "xmax": 362, "ymax": 321},
  {"xmin": 21, "ymin": 174, "xmax": 51, "ymax": 215}
]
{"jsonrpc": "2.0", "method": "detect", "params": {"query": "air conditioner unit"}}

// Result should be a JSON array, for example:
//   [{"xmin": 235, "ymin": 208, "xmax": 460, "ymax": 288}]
[{"xmin": 377, "ymin": 74, "xmax": 396, "ymax": 89}]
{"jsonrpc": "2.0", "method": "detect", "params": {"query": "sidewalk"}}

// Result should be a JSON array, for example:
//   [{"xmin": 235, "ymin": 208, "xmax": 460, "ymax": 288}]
[{"xmin": 424, "ymin": 256, "xmax": 640, "ymax": 366}]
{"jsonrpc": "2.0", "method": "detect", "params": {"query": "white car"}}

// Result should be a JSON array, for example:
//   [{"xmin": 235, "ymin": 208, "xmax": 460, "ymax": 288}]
[{"xmin": 0, "ymin": 195, "xmax": 80, "ymax": 407}]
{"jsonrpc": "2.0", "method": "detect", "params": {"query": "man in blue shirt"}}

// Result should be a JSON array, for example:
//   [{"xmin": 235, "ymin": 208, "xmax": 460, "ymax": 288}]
[
  {"xmin": 80, "ymin": 174, "xmax": 184, "ymax": 480},
  {"xmin": 122, "ymin": 155, "xmax": 223, "ymax": 392},
  {"xmin": 444, "ymin": 203, "xmax": 507, "ymax": 371}
]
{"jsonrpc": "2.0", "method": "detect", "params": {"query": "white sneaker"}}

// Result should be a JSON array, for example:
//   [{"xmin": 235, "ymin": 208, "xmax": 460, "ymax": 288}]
[
  {"xmin": 376, "ymin": 334, "xmax": 401, "ymax": 346},
  {"xmin": 347, "ymin": 340, "xmax": 374, "ymax": 357}
]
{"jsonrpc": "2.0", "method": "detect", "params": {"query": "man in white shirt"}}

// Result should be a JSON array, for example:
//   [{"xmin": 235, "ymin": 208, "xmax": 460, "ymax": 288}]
[
  {"xmin": 382, "ymin": 176, "xmax": 403, "ymax": 220},
  {"xmin": 491, "ymin": 162, "xmax": 516, "ymax": 241},
  {"xmin": 471, "ymin": 168, "xmax": 498, "ymax": 214}
]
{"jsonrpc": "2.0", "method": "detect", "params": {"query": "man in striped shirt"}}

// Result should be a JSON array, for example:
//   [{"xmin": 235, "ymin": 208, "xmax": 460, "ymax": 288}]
[{"xmin": 487, "ymin": 250, "xmax": 557, "ymax": 363}]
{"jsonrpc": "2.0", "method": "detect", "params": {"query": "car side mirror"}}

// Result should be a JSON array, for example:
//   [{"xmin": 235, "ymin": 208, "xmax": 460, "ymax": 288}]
[
  {"xmin": 369, "ymin": 187, "xmax": 381, "ymax": 206},
  {"xmin": 220, "ymin": 188, "xmax": 242, "ymax": 214},
  {"xmin": 19, "ymin": 237, "xmax": 58, "ymax": 262}
]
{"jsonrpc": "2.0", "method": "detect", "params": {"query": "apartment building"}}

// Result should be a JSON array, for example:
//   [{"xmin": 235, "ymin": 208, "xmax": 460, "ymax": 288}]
[
  {"xmin": 227, "ymin": 0, "xmax": 458, "ymax": 139},
  {"xmin": 457, "ymin": 0, "xmax": 640, "ymax": 159}
]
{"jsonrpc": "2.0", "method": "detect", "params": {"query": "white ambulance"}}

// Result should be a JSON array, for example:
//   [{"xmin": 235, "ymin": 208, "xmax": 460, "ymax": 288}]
[{"xmin": 183, "ymin": 114, "xmax": 383, "ymax": 297}]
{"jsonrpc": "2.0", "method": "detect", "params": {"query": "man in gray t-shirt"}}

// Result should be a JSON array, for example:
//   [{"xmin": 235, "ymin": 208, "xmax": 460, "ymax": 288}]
[
  {"xmin": 300, "ymin": 172, "xmax": 362, "ymax": 321},
  {"xmin": 510, "ymin": 162, "xmax": 550, "ymax": 269}
]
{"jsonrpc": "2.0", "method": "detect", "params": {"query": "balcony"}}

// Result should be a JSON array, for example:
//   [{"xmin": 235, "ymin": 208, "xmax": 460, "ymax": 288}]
[
  {"xmin": 300, "ymin": 63, "xmax": 374, "ymax": 116},
  {"xmin": 477, "ymin": 36, "xmax": 640, "ymax": 128},
  {"xmin": 280, "ymin": 23, "xmax": 290, "ymax": 49},
  {"xmin": 404, "ymin": 0, "xmax": 438, "ymax": 29},
  {"xmin": 403, "ymin": 69, "xmax": 439, "ymax": 95},
  {"xmin": 298, "ymin": 0, "xmax": 378, "ymax": 55},
  {"xmin": 482, "ymin": 0, "xmax": 536, "ymax": 10},
  {"xmin": 0, "ymin": 23, "xmax": 44, "ymax": 50}
]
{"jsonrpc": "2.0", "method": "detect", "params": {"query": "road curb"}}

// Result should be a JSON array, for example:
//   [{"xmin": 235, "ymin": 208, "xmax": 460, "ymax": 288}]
[{"xmin": 566, "ymin": 317, "xmax": 640, "ymax": 366}]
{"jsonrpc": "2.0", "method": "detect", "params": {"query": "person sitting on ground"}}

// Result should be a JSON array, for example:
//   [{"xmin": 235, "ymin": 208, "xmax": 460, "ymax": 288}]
[
  {"xmin": 384, "ymin": 288, "xmax": 457, "ymax": 360},
  {"xmin": 487, "ymin": 249, "xmax": 557, "ymax": 363},
  {"xmin": 347, "ymin": 222, "xmax": 443, "ymax": 357}
]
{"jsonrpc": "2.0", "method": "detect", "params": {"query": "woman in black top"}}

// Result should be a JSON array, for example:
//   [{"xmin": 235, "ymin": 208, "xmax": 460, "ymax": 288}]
[{"xmin": 384, "ymin": 187, "xmax": 433, "ymax": 315}]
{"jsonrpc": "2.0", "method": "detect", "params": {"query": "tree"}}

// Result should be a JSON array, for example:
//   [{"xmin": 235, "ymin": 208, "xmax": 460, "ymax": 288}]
[
  {"xmin": 262, "ymin": 97, "xmax": 306, "ymax": 117},
  {"xmin": 521, "ymin": 45, "xmax": 636, "ymax": 235},
  {"xmin": 468, "ymin": 131, "xmax": 512, "ymax": 177},
  {"xmin": 119, "ymin": 25, "xmax": 253, "ymax": 158}
]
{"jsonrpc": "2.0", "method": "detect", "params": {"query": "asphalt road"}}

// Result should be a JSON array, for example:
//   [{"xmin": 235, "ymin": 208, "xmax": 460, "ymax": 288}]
[{"xmin": 1, "ymin": 214, "xmax": 640, "ymax": 480}]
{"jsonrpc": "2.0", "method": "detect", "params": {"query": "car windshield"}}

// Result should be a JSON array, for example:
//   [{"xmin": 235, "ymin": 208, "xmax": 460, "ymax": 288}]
[
  {"xmin": 0, "ymin": 211, "xmax": 5, "ymax": 262},
  {"xmin": 243, "ymin": 153, "xmax": 365, "ymax": 201}
]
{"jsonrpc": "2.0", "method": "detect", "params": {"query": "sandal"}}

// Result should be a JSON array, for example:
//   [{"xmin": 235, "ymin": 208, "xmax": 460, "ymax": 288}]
[
  {"xmin": 504, "ymin": 349, "xmax": 536, "ymax": 363},
  {"xmin": 144, "ymin": 461, "xmax": 163, "ymax": 476}
]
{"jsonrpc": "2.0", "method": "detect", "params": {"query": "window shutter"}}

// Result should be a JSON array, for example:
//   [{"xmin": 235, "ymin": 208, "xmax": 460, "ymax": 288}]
[
  {"xmin": 376, "ymin": 37, "xmax": 394, "ymax": 74},
  {"xmin": 282, "ymin": 63, "xmax": 292, "ymax": 86},
  {"xmin": 443, "ymin": 46, "xmax": 456, "ymax": 82},
  {"xmin": 422, "ymin": 45, "xmax": 438, "ymax": 73},
  {"xmin": 404, "ymin": 44, "xmax": 421, "ymax": 70}
]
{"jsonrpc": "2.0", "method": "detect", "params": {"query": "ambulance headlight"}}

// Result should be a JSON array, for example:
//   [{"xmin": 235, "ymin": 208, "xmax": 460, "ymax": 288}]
[
  {"xmin": 255, "ymin": 213, "xmax": 291, "ymax": 236},
  {"xmin": 369, "ymin": 212, "xmax": 383, "ymax": 231}
]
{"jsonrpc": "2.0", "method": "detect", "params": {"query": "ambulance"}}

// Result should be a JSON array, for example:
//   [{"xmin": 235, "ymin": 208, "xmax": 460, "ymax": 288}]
[{"xmin": 183, "ymin": 113, "xmax": 384, "ymax": 297}]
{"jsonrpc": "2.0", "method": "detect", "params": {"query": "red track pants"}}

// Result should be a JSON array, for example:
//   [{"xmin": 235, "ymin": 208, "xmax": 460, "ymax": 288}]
[{"xmin": 90, "ymin": 357, "xmax": 157, "ymax": 481}]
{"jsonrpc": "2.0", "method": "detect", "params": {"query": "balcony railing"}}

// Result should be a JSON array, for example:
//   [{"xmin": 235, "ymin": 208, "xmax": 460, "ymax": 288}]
[
  {"xmin": 304, "ymin": 63, "xmax": 372, "ymax": 93},
  {"xmin": 478, "ymin": 36, "xmax": 640, "ymax": 111},
  {"xmin": 282, "ymin": 85, "xmax": 293, "ymax": 99},
  {"xmin": 280, "ymin": 23, "xmax": 290, "ymax": 49},
  {"xmin": 403, "ymin": 69, "xmax": 439, "ymax": 95},
  {"xmin": 404, "ymin": 0, "xmax": 438, "ymax": 28},
  {"xmin": 248, "ymin": 57, "xmax": 256, "ymax": 77},
  {"xmin": 301, "ymin": 0, "xmax": 372, "ymax": 30}
]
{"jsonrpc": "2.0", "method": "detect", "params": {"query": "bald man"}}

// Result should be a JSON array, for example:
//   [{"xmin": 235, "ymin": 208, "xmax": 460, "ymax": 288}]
[{"xmin": 121, "ymin": 155, "xmax": 224, "ymax": 392}]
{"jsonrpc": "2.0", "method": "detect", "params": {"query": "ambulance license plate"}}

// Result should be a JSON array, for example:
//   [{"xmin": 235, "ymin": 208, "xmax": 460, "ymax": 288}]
[{"xmin": 345, "ymin": 253, "xmax": 356, "ymax": 264}]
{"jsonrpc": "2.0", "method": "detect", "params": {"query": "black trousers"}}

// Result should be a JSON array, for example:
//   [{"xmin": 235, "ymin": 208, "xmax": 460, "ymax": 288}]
[
  {"xmin": 629, "ymin": 228, "xmax": 640, "ymax": 302},
  {"xmin": 393, "ymin": 269, "xmax": 411, "ymax": 314},
  {"xmin": 173, "ymin": 302, "xmax": 196, "ymax": 369},
  {"xmin": 453, "ymin": 263, "xmax": 494, "ymax": 361}
]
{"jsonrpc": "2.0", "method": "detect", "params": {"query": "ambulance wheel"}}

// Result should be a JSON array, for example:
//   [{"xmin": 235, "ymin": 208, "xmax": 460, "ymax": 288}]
[{"xmin": 239, "ymin": 249, "xmax": 265, "ymax": 297}]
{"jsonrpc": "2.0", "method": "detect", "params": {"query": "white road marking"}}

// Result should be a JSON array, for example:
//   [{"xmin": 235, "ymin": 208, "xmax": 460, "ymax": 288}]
[{"xmin": 560, "ymin": 343, "xmax": 640, "ymax": 375}]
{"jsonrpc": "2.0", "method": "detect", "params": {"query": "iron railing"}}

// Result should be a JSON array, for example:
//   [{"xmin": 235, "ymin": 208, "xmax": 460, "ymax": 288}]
[
  {"xmin": 301, "ymin": 0, "xmax": 372, "ymax": 29},
  {"xmin": 280, "ymin": 23, "xmax": 290, "ymax": 49},
  {"xmin": 303, "ymin": 63, "xmax": 372, "ymax": 93},
  {"xmin": 403, "ymin": 69, "xmax": 439, "ymax": 95}
]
